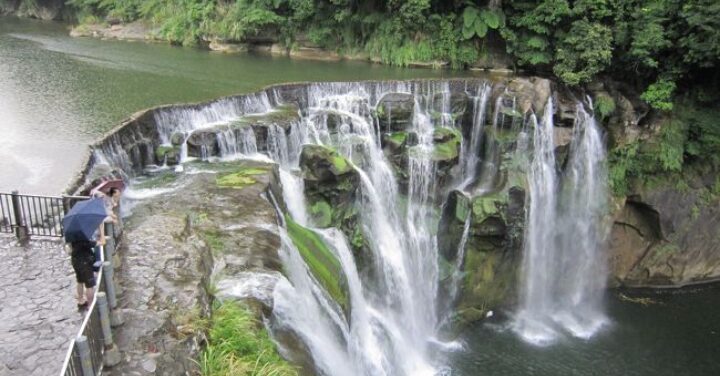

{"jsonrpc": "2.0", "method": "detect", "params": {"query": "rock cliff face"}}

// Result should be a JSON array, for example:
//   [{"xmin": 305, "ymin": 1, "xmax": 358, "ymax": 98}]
[
  {"xmin": 0, "ymin": 0, "xmax": 66, "ymax": 20},
  {"xmin": 609, "ymin": 176, "xmax": 720, "ymax": 287},
  {"xmin": 74, "ymin": 78, "xmax": 720, "ymax": 334}
]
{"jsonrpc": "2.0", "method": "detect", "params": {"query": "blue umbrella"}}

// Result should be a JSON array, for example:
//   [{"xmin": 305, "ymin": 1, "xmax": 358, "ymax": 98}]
[{"xmin": 62, "ymin": 198, "xmax": 107, "ymax": 242}]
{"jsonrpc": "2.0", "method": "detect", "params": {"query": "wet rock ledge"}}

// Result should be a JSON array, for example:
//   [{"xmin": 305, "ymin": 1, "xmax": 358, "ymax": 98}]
[{"xmin": 107, "ymin": 160, "xmax": 289, "ymax": 375}]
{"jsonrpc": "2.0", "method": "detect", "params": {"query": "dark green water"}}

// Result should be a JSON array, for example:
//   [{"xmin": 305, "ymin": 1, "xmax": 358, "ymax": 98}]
[
  {"xmin": 451, "ymin": 287, "xmax": 720, "ymax": 375},
  {"xmin": 0, "ymin": 16, "xmax": 464, "ymax": 194}
]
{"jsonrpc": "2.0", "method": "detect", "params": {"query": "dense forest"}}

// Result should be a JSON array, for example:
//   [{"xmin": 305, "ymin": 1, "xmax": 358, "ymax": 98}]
[{"xmin": 2, "ymin": 0, "xmax": 719, "ymax": 194}]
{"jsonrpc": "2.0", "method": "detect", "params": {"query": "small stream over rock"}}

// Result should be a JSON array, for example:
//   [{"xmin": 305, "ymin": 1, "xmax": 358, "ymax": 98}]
[{"xmin": 74, "ymin": 78, "xmax": 690, "ymax": 375}]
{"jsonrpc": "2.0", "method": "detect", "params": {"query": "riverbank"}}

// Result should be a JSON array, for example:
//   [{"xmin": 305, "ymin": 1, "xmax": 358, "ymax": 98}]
[
  {"xmin": 66, "ymin": 20, "xmax": 515, "ymax": 72},
  {"xmin": 0, "ymin": 16, "xmax": 462, "ymax": 194}
]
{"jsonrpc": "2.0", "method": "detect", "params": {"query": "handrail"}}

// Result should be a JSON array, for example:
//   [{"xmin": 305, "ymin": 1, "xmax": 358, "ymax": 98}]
[
  {"xmin": 58, "ymin": 243, "xmax": 106, "ymax": 376},
  {"xmin": 58, "ymin": 219, "xmax": 122, "ymax": 376}
]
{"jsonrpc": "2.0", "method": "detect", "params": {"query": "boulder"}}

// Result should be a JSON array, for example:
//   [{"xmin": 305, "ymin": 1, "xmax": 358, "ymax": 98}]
[
  {"xmin": 431, "ymin": 92, "xmax": 470, "ymax": 123},
  {"xmin": 608, "ymin": 172, "xmax": 720, "ymax": 287},
  {"xmin": 155, "ymin": 145, "xmax": 181, "ymax": 166},
  {"xmin": 300, "ymin": 145, "xmax": 354, "ymax": 183},
  {"xmin": 532, "ymin": 78, "xmax": 552, "ymax": 115},
  {"xmin": 377, "ymin": 93, "xmax": 415, "ymax": 131},
  {"xmin": 299, "ymin": 145, "xmax": 366, "ymax": 265},
  {"xmin": 234, "ymin": 104, "xmax": 300, "ymax": 151},
  {"xmin": 437, "ymin": 184, "xmax": 525, "ymax": 326},
  {"xmin": 170, "ymin": 132, "xmax": 186, "ymax": 146},
  {"xmin": 553, "ymin": 127, "xmax": 574, "ymax": 168}
]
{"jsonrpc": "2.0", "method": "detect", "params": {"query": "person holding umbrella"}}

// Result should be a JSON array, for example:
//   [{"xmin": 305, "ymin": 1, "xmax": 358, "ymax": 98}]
[{"xmin": 62, "ymin": 197, "xmax": 110, "ymax": 309}]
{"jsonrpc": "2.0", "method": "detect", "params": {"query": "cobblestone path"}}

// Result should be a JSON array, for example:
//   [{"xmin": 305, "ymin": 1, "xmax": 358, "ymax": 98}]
[{"xmin": 0, "ymin": 235, "xmax": 83, "ymax": 376}]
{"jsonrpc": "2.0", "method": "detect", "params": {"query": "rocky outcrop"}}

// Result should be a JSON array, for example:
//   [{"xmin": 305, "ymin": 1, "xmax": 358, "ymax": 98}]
[
  {"xmin": 437, "ymin": 149, "xmax": 527, "ymax": 324},
  {"xmin": 608, "ymin": 171, "xmax": 720, "ymax": 287},
  {"xmin": 107, "ymin": 160, "xmax": 299, "ymax": 375},
  {"xmin": 70, "ymin": 21, "xmax": 152, "ymax": 41},
  {"xmin": 377, "ymin": 93, "xmax": 415, "ymax": 132},
  {"xmin": 1, "ymin": 0, "xmax": 65, "ymax": 20},
  {"xmin": 299, "ymin": 145, "xmax": 365, "ymax": 263}
]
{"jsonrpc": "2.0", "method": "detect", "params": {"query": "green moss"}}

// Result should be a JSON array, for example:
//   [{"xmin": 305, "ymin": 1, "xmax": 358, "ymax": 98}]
[
  {"xmin": 433, "ymin": 126, "xmax": 461, "ymax": 140},
  {"xmin": 331, "ymin": 154, "xmax": 350, "ymax": 173},
  {"xmin": 430, "ymin": 127, "xmax": 461, "ymax": 161},
  {"xmin": 215, "ymin": 167, "xmax": 267, "ymax": 189},
  {"xmin": 458, "ymin": 240, "xmax": 516, "ymax": 320},
  {"xmin": 454, "ymin": 195, "xmax": 470, "ymax": 223},
  {"xmin": 134, "ymin": 171, "xmax": 178, "ymax": 189},
  {"xmin": 310, "ymin": 200, "xmax": 333, "ymax": 228},
  {"xmin": 203, "ymin": 230, "xmax": 225, "ymax": 255},
  {"xmin": 285, "ymin": 215, "xmax": 348, "ymax": 312},
  {"xmin": 236, "ymin": 104, "xmax": 300, "ymax": 126},
  {"xmin": 387, "ymin": 131, "xmax": 408, "ymax": 147},
  {"xmin": 472, "ymin": 195, "xmax": 501, "ymax": 218},
  {"xmin": 201, "ymin": 301, "xmax": 298, "ymax": 376},
  {"xmin": 431, "ymin": 140, "xmax": 460, "ymax": 161},
  {"xmin": 438, "ymin": 255, "xmax": 454, "ymax": 281},
  {"xmin": 155, "ymin": 145, "xmax": 178, "ymax": 161},
  {"xmin": 500, "ymin": 107, "xmax": 523, "ymax": 118},
  {"xmin": 350, "ymin": 227, "xmax": 364, "ymax": 249}
]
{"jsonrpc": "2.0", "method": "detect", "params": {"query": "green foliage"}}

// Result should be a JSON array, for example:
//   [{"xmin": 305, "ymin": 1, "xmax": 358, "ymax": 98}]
[
  {"xmin": 553, "ymin": 20, "xmax": 613, "ymax": 85},
  {"xmin": 461, "ymin": 5, "xmax": 503, "ymax": 40},
  {"xmin": 608, "ymin": 97, "xmax": 720, "ymax": 196},
  {"xmin": 209, "ymin": 0, "xmax": 281, "ymax": 42},
  {"xmin": 677, "ymin": 101, "xmax": 720, "ymax": 167},
  {"xmin": 60, "ymin": 0, "xmax": 720, "ymax": 94},
  {"xmin": 641, "ymin": 79, "xmax": 676, "ymax": 111},
  {"xmin": 201, "ymin": 301, "xmax": 297, "ymax": 376},
  {"xmin": 594, "ymin": 93, "xmax": 616, "ymax": 120}
]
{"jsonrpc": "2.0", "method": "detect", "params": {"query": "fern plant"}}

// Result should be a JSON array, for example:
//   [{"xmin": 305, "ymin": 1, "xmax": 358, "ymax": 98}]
[{"xmin": 460, "ymin": 5, "xmax": 504, "ymax": 40}]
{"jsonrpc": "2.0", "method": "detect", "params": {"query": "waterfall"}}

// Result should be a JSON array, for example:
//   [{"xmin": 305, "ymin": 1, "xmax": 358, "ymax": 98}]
[
  {"xmin": 269, "ymin": 82, "xmax": 448, "ymax": 375},
  {"xmin": 447, "ymin": 212, "xmax": 472, "ymax": 315},
  {"xmin": 129, "ymin": 80, "xmax": 612, "ymax": 372},
  {"xmin": 514, "ymin": 97, "xmax": 609, "ymax": 345},
  {"xmin": 460, "ymin": 84, "xmax": 491, "ymax": 186}
]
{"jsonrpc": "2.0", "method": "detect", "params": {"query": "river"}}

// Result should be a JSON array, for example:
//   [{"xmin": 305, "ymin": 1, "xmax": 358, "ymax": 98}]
[
  {"xmin": 0, "ymin": 16, "xmax": 460, "ymax": 194},
  {"xmin": 2, "ymin": 16, "xmax": 719, "ymax": 376}
]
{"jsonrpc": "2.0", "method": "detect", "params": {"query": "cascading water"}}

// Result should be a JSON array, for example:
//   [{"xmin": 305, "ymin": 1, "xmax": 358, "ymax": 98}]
[
  {"xmin": 514, "ymin": 97, "xmax": 609, "ymax": 345},
  {"xmin": 460, "ymin": 84, "xmax": 491, "ymax": 187},
  {"xmin": 264, "ymin": 82, "xmax": 465, "ymax": 375},
  {"xmin": 99, "ymin": 78, "xmax": 614, "ymax": 373}
]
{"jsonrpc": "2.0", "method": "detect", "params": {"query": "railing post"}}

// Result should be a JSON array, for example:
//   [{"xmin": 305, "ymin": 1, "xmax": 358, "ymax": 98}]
[
  {"xmin": 76, "ymin": 336, "xmax": 95, "ymax": 376},
  {"xmin": 103, "ymin": 261, "xmax": 124, "ymax": 327},
  {"xmin": 62, "ymin": 195, "xmax": 71, "ymax": 214},
  {"xmin": 10, "ymin": 190, "xmax": 28, "ymax": 241},
  {"xmin": 97, "ymin": 292, "xmax": 121, "ymax": 367},
  {"xmin": 103, "ymin": 222, "xmax": 115, "ymax": 263},
  {"xmin": 102, "ymin": 261, "xmax": 117, "ymax": 309}
]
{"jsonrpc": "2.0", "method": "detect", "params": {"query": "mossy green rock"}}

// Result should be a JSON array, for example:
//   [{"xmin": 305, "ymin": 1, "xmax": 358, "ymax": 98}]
[
  {"xmin": 155, "ymin": 145, "xmax": 181, "ymax": 165},
  {"xmin": 285, "ymin": 215, "xmax": 349, "ymax": 313},
  {"xmin": 310, "ymin": 200, "xmax": 333, "ymax": 228},
  {"xmin": 431, "ymin": 127, "xmax": 461, "ymax": 162},
  {"xmin": 300, "ymin": 144, "xmax": 353, "ymax": 181},
  {"xmin": 215, "ymin": 167, "xmax": 269, "ymax": 189},
  {"xmin": 377, "ymin": 93, "xmax": 415, "ymax": 131}
]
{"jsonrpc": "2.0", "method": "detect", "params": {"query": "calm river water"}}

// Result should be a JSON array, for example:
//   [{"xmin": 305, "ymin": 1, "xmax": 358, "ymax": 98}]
[
  {"xmin": 0, "ymin": 16, "xmax": 459, "ymax": 193},
  {"xmin": 1, "ymin": 16, "xmax": 718, "ymax": 376}
]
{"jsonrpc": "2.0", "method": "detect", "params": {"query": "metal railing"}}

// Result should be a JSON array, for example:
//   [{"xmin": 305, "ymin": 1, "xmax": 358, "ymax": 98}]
[
  {"xmin": 0, "ymin": 191, "xmax": 88, "ymax": 238},
  {"xmin": 59, "ymin": 221, "xmax": 123, "ymax": 376}
]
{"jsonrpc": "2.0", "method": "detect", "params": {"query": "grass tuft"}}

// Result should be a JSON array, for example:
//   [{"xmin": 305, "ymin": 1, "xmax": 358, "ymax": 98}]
[{"xmin": 200, "ymin": 301, "xmax": 298, "ymax": 376}]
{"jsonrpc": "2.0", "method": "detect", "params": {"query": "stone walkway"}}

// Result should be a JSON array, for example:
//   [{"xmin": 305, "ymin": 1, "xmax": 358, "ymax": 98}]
[{"xmin": 0, "ymin": 235, "xmax": 83, "ymax": 376}]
